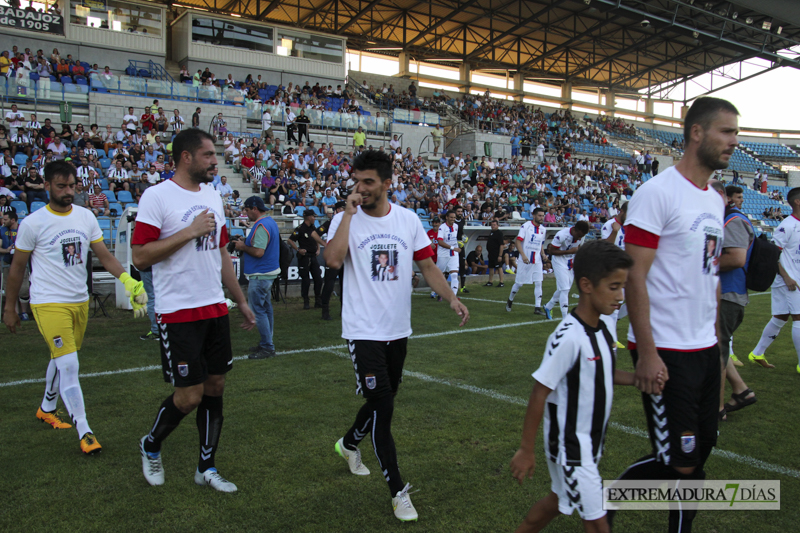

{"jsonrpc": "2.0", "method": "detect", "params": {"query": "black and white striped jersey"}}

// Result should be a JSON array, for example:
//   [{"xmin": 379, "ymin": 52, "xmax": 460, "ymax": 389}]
[{"xmin": 533, "ymin": 310, "xmax": 616, "ymax": 466}]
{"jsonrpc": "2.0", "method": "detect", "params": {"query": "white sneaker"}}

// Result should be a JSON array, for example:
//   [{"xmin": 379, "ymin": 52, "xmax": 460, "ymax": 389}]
[
  {"xmin": 335, "ymin": 437, "xmax": 370, "ymax": 476},
  {"xmin": 392, "ymin": 483, "xmax": 418, "ymax": 522},
  {"xmin": 194, "ymin": 468, "xmax": 238, "ymax": 493},
  {"xmin": 139, "ymin": 436, "xmax": 165, "ymax": 486}
]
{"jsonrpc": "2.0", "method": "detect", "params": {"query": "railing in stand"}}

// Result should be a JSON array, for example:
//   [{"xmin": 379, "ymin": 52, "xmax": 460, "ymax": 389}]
[{"xmin": 127, "ymin": 60, "xmax": 175, "ymax": 84}]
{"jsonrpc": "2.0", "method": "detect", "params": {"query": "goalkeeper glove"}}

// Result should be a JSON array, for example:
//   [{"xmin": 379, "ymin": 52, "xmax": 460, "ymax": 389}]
[{"xmin": 119, "ymin": 272, "xmax": 148, "ymax": 319}]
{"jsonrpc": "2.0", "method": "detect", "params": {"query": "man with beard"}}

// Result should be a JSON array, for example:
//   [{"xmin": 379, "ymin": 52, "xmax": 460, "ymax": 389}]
[
  {"xmin": 3, "ymin": 161, "xmax": 148, "ymax": 455},
  {"xmin": 609, "ymin": 97, "xmax": 736, "ymax": 533},
  {"xmin": 132, "ymin": 129, "xmax": 255, "ymax": 492}
]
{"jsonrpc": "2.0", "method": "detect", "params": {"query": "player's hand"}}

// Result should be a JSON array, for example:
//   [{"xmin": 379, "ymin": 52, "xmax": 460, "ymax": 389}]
[
  {"xmin": 239, "ymin": 302, "xmax": 256, "ymax": 330},
  {"xmin": 634, "ymin": 351, "xmax": 669, "ymax": 395},
  {"xmin": 450, "ymin": 298, "xmax": 469, "ymax": 326},
  {"xmin": 521, "ymin": 256, "xmax": 530, "ymax": 265},
  {"xmin": 189, "ymin": 209, "xmax": 216, "ymax": 238},
  {"xmin": 3, "ymin": 307, "xmax": 20, "ymax": 333},
  {"xmin": 345, "ymin": 192, "xmax": 362, "ymax": 215},
  {"xmin": 297, "ymin": 248, "xmax": 307, "ymax": 255},
  {"xmin": 316, "ymin": 248, "xmax": 320, "ymax": 256},
  {"xmin": 452, "ymin": 247, "xmax": 461, "ymax": 254},
  {"xmin": 786, "ymin": 277, "xmax": 798, "ymax": 291},
  {"xmin": 510, "ymin": 448, "xmax": 535, "ymax": 485}
]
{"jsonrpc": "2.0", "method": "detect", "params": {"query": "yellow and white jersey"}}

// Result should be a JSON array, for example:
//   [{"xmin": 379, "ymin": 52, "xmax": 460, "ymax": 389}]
[{"xmin": 15, "ymin": 205, "xmax": 103, "ymax": 305}]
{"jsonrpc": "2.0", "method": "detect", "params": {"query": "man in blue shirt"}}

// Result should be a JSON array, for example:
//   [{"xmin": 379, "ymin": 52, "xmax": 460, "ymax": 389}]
[
  {"xmin": 511, "ymin": 133, "xmax": 521, "ymax": 157},
  {"xmin": 234, "ymin": 196, "xmax": 281, "ymax": 359}
]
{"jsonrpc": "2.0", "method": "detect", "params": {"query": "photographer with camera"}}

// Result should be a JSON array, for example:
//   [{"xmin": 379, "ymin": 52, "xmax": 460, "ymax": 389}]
[
  {"xmin": 289, "ymin": 211, "xmax": 323, "ymax": 310},
  {"xmin": 232, "ymin": 196, "xmax": 281, "ymax": 360}
]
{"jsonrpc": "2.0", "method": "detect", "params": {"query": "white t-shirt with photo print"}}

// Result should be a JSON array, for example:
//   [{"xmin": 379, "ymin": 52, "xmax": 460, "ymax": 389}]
[
  {"xmin": 15, "ymin": 205, "xmax": 103, "ymax": 304},
  {"xmin": 327, "ymin": 205, "xmax": 433, "ymax": 341},
  {"xmin": 624, "ymin": 166, "xmax": 724, "ymax": 351}
]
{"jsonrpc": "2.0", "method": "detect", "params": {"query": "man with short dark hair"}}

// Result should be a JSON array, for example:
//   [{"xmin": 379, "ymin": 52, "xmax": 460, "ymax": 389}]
[
  {"xmin": 133, "ymin": 128, "xmax": 255, "ymax": 492},
  {"xmin": 611, "ymin": 97, "xmax": 738, "ymax": 532},
  {"xmin": 235, "ymin": 196, "xmax": 281, "ymax": 359},
  {"xmin": 314, "ymin": 201, "xmax": 345, "ymax": 320},
  {"xmin": 324, "ymin": 150, "xmax": 468, "ymax": 522},
  {"xmin": 289, "ymin": 211, "xmax": 323, "ymax": 309},
  {"xmin": 543, "ymin": 220, "xmax": 589, "ymax": 319},
  {"xmin": 3, "ymin": 160, "xmax": 147, "ymax": 455},
  {"xmin": 485, "ymin": 219, "xmax": 505, "ymax": 287}
]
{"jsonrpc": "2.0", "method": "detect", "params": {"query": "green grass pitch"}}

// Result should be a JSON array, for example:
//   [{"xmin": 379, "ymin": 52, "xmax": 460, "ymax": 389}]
[{"xmin": 0, "ymin": 280, "xmax": 798, "ymax": 532}]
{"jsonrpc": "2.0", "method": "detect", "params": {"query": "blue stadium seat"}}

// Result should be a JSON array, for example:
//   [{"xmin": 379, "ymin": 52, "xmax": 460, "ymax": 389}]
[
  {"xmin": 116, "ymin": 191, "xmax": 134, "ymax": 203},
  {"xmin": 14, "ymin": 153, "xmax": 28, "ymax": 166},
  {"xmin": 30, "ymin": 201, "xmax": 46, "ymax": 213},
  {"xmin": 230, "ymin": 227, "xmax": 245, "ymax": 238},
  {"xmin": 98, "ymin": 218, "xmax": 112, "ymax": 229},
  {"xmin": 11, "ymin": 201, "xmax": 28, "ymax": 215},
  {"xmin": 100, "ymin": 158, "xmax": 111, "ymax": 169},
  {"xmin": 105, "ymin": 190, "xmax": 117, "ymax": 202},
  {"xmin": 99, "ymin": 178, "xmax": 109, "ymax": 189},
  {"xmin": 295, "ymin": 206, "xmax": 306, "ymax": 216},
  {"xmin": 109, "ymin": 202, "xmax": 123, "ymax": 214}
]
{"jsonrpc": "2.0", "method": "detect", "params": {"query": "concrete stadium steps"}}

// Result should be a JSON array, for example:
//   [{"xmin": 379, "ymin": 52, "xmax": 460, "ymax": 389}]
[{"xmin": 6, "ymin": 101, "xmax": 90, "ymax": 132}]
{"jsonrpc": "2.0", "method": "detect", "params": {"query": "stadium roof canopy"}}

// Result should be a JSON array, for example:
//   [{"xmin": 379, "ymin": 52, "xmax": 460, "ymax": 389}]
[{"xmin": 167, "ymin": 0, "xmax": 800, "ymax": 94}]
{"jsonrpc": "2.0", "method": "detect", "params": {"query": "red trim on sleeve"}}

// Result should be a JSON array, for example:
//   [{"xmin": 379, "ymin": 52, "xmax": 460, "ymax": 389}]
[
  {"xmin": 413, "ymin": 246, "xmax": 435, "ymax": 261},
  {"xmin": 131, "ymin": 222, "xmax": 161, "ymax": 245},
  {"xmin": 437, "ymin": 238, "xmax": 445, "ymax": 243},
  {"xmin": 159, "ymin": 303, "xmax": 228, "ymax": 324},
  {"xmin": 516, "ymin": 236, "xmax": 524, "ymax": 241},
  {"xmin": 624, "ymin": 225, "xmax": 659, "ymax": 249},
  {"xmin": 219, "ymin": 225, "xmax": 229, "ymax": 247}
]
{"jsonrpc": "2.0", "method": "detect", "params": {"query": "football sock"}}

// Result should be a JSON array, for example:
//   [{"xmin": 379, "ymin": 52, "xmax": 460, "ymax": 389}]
[
  {"xmin": 145, "ymin": 394, "xmax": 187, "ymax": 454},
  {"xmin": 196, "ymin": 395, "xmax": 224, "ymax": 473},
  {"xmin": 460, "ymin": 275, "xmax": 466, "ymax": 287},
  {"xmin": 753, "ymin": 317, "xmax": 786, "ymax": 354},
  {"xmin": 792, "ymin": 323, "xmax": 800, "ymax": 367},
  {"xmin": 534, "ymin": 281, "xmax": 543, "ymax": 307},
  {"xmin": 41, "ymin": 359, "xmax": 60, "ymax": 412},
  {"xmin": 53, "ymin": 352, "xmax": 91, "ymax": 438},
  {"xmin": 509, "ymin": 283, "xmax": 523, "ymax": 301},
  {"xmin": 559, "ymin": 289, "xmax": 569, "ymax": 317},
  {"xmin": 343, "ymin": 402, "xmax": 373, "ymax": 451},
  {"xmin": 668, "ymin": 467, "xmax": 705, "ymax": 533},
  {"xmin": 366, "ymin": 394, "xmax": 404, "ymax": 496},
  {"xmin": 729, "ymin": 336, "xmax": 734, "ymax": 355},
  {"xmin": 544, "ymin": 290, "xmax": 558, "ymax": 311},
  {"xmin": 450, "ymin": 272, "xmax": 459, "ymax": 295}
]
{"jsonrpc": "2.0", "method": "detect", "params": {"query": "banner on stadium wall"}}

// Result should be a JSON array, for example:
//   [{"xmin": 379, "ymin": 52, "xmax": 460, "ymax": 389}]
[
  {"xmin": 0, "ymin": 8, "xmax": 65, "ymax": 35},
  {"xmin": 83, "ymin": 0, "xmax": 107, "ymax": 11}
]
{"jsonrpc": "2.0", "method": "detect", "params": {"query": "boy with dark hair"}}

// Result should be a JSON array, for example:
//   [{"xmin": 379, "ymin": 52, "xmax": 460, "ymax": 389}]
[{"xmin": 510, "ymin": 240, "xmax": 643, "ymax": 533}]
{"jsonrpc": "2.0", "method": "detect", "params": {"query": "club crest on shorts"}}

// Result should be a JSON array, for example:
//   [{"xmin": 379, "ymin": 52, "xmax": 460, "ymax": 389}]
[
  {"xmin": 53, "ymin": 336, "xmax": 63, "ymax": 349},
  {"xmin": 177, "ymin": 362, "xmax": 189, "ymax": 378},
  {"xmin": 365, "ymin": 374, "xmax": 377, "ymax": 390},
  {"xmin": 681, "ymin": 432, "xmax": 696, "ymax": 454}
]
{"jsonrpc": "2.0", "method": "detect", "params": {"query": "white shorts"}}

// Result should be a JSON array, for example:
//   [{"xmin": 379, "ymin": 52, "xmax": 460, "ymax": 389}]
[
  {"xmin": 515, "ymin": 261, "xmax": 543, "ymax": 284},
  {"xmin": 546, "ymin": 457, "xmax": 606, "ymax": 521},
  {"xmin": 771, "ymin": 285, "xmax": 800, "ymax": 315},
  {"xmin": 553, "ymin": 265, "xmax": 574, "ymax": 291},
  {"xmin": 437, "ymin": 254, "xmax": 459, "ymax": 273}
]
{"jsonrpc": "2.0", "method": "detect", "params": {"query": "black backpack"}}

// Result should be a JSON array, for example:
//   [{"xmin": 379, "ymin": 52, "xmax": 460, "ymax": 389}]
[
  {"xmin": 746, "ymin": 233, "xmax": 781, "ymax": 292},
  {"xmin": 279, "ymin": 238, "xmax": 294, "ymax": 280}
]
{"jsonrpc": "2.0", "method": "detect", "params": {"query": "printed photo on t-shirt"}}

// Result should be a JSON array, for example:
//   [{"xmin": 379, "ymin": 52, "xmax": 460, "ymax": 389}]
[
  {"xmin": 62, "ymin": 240, "xmax": 83, "ymax": 267},
  {"xmin": 702, "ymin": 230, "xmax": 721, "ymax": 274},
  {"xmin": 195, "ymin": 225, "xmax": 218, "ymax": 252},
  {"xmin": 372, "ymin": 249, "xmax": 399, "ymax": 282}
]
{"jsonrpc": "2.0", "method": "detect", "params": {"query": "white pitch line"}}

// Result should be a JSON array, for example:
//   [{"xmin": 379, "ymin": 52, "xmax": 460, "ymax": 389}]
[
  {"xmin": 323, "ymin": 348, "xmax": 800, "ymax": 479},
  {"xmin": 3, "ymin": 314, "xmax": 796, "ymax": 479}
]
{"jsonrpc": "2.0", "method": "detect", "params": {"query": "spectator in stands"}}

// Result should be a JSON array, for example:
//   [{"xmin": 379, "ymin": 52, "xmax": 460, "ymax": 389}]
[
  {"xmin": 296, "ymin": 110, "xmax": 310, "ymax": 143},
  {"xmin": 170, "ymin": 109, "xmax": 185, "ymax": 139},
  {"xmin": 47, "ymin": 136, "xmax": 69, "ymax": 160},
  {"xmin": 122, "ymin": 106, "xmax": 138, "ymax": 136},
  {"xmin": 216, "ymin": 175, "xmax": 233, "ymax": 199},
  {"xmin": 107, "ymin": 159, "xmax": 130, "ymax": 192},
  {"xmin": 140, "ymin": 107, "xmax": 156, "ymax": 133},
  {"xmin": 4, "ymin": 104, "xmax": 24, "ymax": 135},
  {"xmin": 179, "ymin": 65, "xmax": 190, "ymax": 83},
  {"xmin": 23, "ymin": 167, "xmax": 46, "ymax": 208},
  {"xmin": 144, "ymin": 164, "xmax": 160, "ymax": 185},
  {"xmin": 192, "ymin": 69, "xmax": 201, "ymax": 86},
  {"xmin": 285, "ymin": 108, "xmax": 298, "ymax": 144},
  {"xmin": 211, "ymin": 113, "xmax": 226, "ymax": 140},
  {"xmin": 192, "ymin": 107, "xmax": 201, "ymax": 128},
  {"xmin": 353, "ymin": 126, "xmax": 366, "ymax": 150},
  {"xmin": 89, "ymin": 184, "xmax": 110, "ymax": 217},
  {"xmin": 73, "ymin": 181, "xmax": 90, "ymax": 208},
  {"xmin": 10, "ymin": 127, "xmax": 31, "ymax": 158}
]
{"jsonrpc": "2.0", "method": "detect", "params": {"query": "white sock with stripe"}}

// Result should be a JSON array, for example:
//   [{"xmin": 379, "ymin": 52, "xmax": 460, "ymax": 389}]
[
  {"xmin": 41, "ymin": 359, "xmax": 60, "ymax": 412},
  {"xmin": 449, "ymin": 272, "xmax": 459, "ymax": 295},
  {"xmin": 792, "ymin": 323, "xmax": 800, "ymax": 368},
  {"xmin": 534, "ymin": 281, "xmax": 543, "ymax": 307},
  {"xmin": 753, "ymin": 317, "xmax": 786, "ymax": 355},
  {"xmin": 509, "ymin": 283, "xmax": 523, "ymax": 301}
]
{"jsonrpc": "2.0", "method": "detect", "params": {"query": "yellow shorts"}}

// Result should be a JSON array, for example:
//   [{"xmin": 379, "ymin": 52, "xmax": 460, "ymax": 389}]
[{"xmin": 30, "ymin": 301, "xmax": 90, "ymax": 358}]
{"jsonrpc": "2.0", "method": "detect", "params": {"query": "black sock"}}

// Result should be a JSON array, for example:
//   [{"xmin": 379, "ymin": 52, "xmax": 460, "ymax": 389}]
[
  {"xmin": 608, "ymin": 455, "xmax": 671, "ymax": 528},
  {"xmin": 343, "ymin": 402, "xmax": 372, "ymax": 451},
  {"xmin": 460, "ymin": 275, "xmax": 466, "ymax": 287},
  {"xmin": 144, "ymin": 394, "xmax": 187, "ymax": 454},
  {"xmin": 668, "ymin": 467, "xmax": 705, "ymax": 533},
  {"xmin": 367, "ymin": 394, "xmax": 404, "ymax": 496},
  {"xmin": 196, "ymin": 395, "xmax": 224, "ymax": 473}
]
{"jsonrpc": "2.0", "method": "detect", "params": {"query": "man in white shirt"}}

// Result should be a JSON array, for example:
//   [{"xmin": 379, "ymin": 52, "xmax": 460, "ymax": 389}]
[
  {"xmin": 261, "ymin": 109, "xmax": 272, "ymax": 139},
  {"xmin": 169, "ymin": 110, "xmax": 184, "ymax": 139},
  {"xmin": 4, "ymin": 104, "xmax": 24, "ymax": 134},
  {"xmin": 324, "ymin": 150, "xmax": 468, "ymax": 522},
  {"xmin": 122, "ymin": 107, "xmax": 138, "ymax": 134},
  {"xmin": 506, "ymin": 208, "xmax": 548, "ymax": 315},
  {"xmin": 285, "ymin": 109, "xmax": 297, "ymax": 144},
  {"xmin": 389, "ymin": 135, "xmax": 401, "ymax": 151},
  {"xmin": 47, "ymin": 137, "xmax": 69, "ymax": 160}
]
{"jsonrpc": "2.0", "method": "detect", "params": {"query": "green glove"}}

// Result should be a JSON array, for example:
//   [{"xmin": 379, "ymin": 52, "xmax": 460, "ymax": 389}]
[{"xmin": 119, "ymin": 272, "xmax": 148, "ymax": 319}]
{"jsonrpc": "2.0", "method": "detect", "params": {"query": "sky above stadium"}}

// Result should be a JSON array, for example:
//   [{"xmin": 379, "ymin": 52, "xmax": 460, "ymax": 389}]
[{"xmin": 711, "ymin": 66, "xmax": 800, "ymax": 132}]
